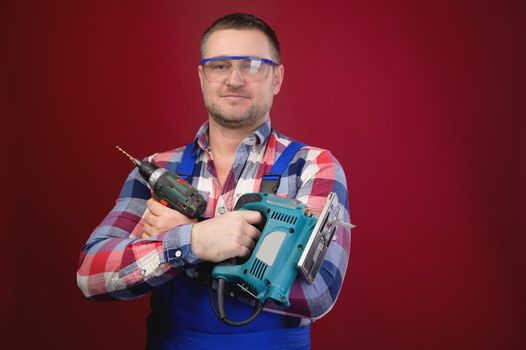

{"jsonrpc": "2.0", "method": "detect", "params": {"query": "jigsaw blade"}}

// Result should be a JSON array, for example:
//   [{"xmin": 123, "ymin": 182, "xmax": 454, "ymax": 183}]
[{"xmin": 298, "ymin": 193, "xmax": 350, "ymax": 284}]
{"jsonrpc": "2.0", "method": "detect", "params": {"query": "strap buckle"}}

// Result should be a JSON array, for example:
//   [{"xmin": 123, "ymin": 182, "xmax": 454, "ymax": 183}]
[{"xmin": 260, "ymin": 173, "xmax": 281, "ymax": 194}]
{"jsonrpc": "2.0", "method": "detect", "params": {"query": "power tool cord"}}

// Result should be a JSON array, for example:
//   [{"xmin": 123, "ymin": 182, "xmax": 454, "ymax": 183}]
[{"xmin": 208, "ymin": 277, "xmax": 264, "ymax": 326}]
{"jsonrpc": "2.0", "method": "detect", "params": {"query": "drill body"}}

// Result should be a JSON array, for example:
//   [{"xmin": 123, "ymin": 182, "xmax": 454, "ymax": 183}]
[
  {"xmin": 117, "ymin": 147, "xmax": 206, "ymax": 219},
  {"xmin": 138, "ymin": 161, "xmax": 206, "ymax": 218}
]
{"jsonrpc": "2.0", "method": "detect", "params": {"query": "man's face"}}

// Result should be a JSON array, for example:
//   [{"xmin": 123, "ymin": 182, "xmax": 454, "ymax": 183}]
[{"xmin": 198, "ymin": 29, "xmax": 284, "ymax": 130}]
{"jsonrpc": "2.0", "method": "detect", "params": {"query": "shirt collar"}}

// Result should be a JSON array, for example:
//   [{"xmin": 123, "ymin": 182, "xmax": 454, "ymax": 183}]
[{"xmin": 193, "ymin": 118, "xmax": 272, "ymax": 153}]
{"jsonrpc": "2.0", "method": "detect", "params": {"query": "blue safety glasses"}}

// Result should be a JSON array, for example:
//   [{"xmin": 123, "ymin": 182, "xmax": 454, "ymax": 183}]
[{"xmin": 200, "ymin": 56, "xmax": 278, "ymax": 83}]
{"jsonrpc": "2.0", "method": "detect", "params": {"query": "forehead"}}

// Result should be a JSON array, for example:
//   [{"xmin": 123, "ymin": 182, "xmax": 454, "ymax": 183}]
[{"xmin": 203, "ymin": 29, "xmax": 273, "ymax": 59}]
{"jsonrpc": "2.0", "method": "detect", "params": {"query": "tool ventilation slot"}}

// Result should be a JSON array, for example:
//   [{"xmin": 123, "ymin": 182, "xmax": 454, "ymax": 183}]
[
  {"xmin": 250, "ymin": 258, "xmax": 268, "ymax": 281},
  {"xmin": 270, "ymin": 210, "xmax": 297, "ymax": 225}
]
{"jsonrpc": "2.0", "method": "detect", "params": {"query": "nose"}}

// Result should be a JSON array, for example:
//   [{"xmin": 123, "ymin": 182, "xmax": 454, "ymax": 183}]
[{"xmin": 225, "ymin": 67, "xmax": 245, "ymax": 87}]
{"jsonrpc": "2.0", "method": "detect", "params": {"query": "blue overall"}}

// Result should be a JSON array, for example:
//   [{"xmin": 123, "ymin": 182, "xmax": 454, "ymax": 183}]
[{"xmin": 146, "ymin": 141, "xmax": 310, "ymax": 350}]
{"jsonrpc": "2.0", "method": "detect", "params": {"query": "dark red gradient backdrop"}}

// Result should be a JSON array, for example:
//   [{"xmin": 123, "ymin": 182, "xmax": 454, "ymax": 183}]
[{"xmin": 4, "ymin": 1, "xmax": 525, "ymax": 349}]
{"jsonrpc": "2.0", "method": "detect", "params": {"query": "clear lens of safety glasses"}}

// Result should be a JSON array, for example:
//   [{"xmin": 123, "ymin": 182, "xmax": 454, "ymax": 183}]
[{"xmin": 200, "ymin": 56, "xmax": 278, "ymax": 83}]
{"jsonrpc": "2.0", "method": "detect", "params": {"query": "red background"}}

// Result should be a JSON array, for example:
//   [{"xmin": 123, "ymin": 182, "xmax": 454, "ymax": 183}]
[{"xmin": 4, "ymin": 0, "xmax": 525, "ymax": 349}]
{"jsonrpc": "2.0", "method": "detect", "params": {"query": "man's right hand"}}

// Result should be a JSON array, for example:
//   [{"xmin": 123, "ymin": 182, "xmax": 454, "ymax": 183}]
[{"xmin": 191, "ymin": 211, "xmax": 263, "ymax": 262}]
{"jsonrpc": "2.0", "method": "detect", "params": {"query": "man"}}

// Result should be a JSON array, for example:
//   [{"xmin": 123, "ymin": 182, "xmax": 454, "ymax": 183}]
[{"xmin": 77, "ymin": 13, "xmax": 351, "ymax": 350}]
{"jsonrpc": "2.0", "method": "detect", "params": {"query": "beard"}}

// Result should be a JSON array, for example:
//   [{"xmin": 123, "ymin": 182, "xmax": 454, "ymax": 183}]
[{"xmin": 204, "ymin": 92, "xmax": 272, "ymax": 130}]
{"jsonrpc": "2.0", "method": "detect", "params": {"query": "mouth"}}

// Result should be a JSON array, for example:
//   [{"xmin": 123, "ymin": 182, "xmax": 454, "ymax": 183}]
[
  {"xmin": 222, "ymin": 94, "xmax": 250, "ymax": 99},
  {"xmin": 223, "ymin": 95, "xmax": 248, "ymax": 100}
]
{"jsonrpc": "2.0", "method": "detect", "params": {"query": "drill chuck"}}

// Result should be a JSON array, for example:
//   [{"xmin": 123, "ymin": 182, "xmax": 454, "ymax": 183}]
[{"xmin": 136, "ymin": 160, "xmax": 165, "ymax": 188}]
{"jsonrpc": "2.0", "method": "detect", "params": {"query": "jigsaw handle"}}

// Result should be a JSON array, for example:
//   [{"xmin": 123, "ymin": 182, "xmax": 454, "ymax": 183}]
[
  {"xmin": 214, "ymin": 193, "xmax": 268, "ymax": 270},
  {"xmin": 234, "ymin": 193, "xmax": 265, "ymax": 210}
]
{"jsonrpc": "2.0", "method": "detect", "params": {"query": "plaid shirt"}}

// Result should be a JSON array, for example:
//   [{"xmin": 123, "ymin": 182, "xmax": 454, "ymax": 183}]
[{"xmin": 77, "ymin": 119, "xmax": 351, "ymax": 320}]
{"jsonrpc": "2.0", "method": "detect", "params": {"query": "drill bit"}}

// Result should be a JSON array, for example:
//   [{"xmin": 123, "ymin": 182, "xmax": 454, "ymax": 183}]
[{"xmin": 116, "ymin": 146, "xmax": 142, "ymax": 167}]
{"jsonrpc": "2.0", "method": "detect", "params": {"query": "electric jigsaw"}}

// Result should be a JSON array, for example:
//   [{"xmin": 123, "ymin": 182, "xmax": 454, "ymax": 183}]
[{"xmin": 210, "ymin": 191, "xmax": 350, "ymax": 326}]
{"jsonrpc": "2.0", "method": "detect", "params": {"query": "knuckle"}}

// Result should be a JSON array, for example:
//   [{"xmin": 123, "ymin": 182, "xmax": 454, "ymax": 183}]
[
  {"xmin": 235, "ymin": 234, "xmax": 246, "ymax": 245},
  {"xmin": 239, "ymin": 246, "xmax": 250, "ymax": 257},
  {"xmin": 143, "ymin": 224, "xmax": 157, "ymax": 236},
  {"xmin": 145, "ymin": 214, "xmax": 153, "ymax": 224},
  {"xmin": 235, "ymin": 231, "xmax": 246, "ymax": 243},
  {"xmin": 235, "ymin": 220, "xmax": 245, "ymax": 231}
]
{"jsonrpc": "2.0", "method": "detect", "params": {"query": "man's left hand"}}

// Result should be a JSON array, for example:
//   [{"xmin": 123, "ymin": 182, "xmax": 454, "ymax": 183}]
[{"xmin": 141, "ymin": 198, "xmax": 198, "ymax": 238}]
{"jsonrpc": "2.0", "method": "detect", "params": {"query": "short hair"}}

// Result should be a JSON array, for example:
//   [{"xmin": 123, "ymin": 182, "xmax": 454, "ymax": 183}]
[{"xmin": 200, "ymin": 13, "xmax": 281, "ymax": 63}]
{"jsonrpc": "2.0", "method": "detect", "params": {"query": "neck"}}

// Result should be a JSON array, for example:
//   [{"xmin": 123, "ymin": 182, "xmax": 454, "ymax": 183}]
[{"xmin": 208, "ymin": 117, "xmax": 267, "ymax": 157}]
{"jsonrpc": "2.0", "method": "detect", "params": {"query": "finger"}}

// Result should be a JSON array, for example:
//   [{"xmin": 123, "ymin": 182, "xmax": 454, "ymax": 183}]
[
  {"xmin": 236, "ymin": 246, "xmax": 251, "ymax": 258},
  {"xmin": 146, "ymin": 198, "xmax": 156, "ymax": 212},
  {"xmin": 237, "ymin": 234, "xmax": 257, "ymax": 250},
  {"xmin": 141, "ymin": 233, "xmax": 150, "ymax": 239},
  {"xmin": 147, "ymin": 198, "xmax": 167, "ymax": 216},
  {"xmin": 238, "ymin": 210, "xmax": 263, "ymax": 225},
  {"xmin": 144, "ymin": 211, "xmax": 158, "ymax": 227},
  {"xmin": 243, "ymin": 223, "xmax": 261, "ymax": 240},
  {"xmin": 142, "ymin": 224, "xmax": 158, "ymax": 237}
]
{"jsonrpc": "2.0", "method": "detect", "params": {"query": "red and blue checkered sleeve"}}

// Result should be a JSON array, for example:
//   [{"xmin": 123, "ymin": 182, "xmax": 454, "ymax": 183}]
[
  {"xmin": 76, "ymin": 167, "xmax": 201, "ymax": 301},
  {"xmin": 268, "ymin": 148, "xmax": 351, "ymax": 321}
]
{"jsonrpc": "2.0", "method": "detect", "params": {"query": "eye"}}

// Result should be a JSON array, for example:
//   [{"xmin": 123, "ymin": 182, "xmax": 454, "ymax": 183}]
[
  {"xmin": 240, "ymin": 60, "xmax": 251, "ymax": 71},
  {"xmin": 209, "ymin": 61, "xmax": 230, "ymax": 71}
]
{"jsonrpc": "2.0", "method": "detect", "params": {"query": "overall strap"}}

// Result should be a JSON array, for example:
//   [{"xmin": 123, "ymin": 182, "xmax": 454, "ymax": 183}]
[
  {"xmin": 176, "ymin": 142, "xmax": 198, "ymax": 182},
  {"xmin": 260, "ymin": 141, "xmax": 306, "ymax": 194},
  {"xmin": 176, "ymin": 140, "xmax": 306, "ymax": 193}
]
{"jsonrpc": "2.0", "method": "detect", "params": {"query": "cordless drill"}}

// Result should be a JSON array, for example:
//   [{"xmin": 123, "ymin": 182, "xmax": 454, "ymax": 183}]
[{"xmin": 116, "ymin": 146, "xmax": 206, "ymax": 218}]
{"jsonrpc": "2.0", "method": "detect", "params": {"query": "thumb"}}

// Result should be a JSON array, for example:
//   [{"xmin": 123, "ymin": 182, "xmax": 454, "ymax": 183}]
[{"xmin": 238, "ymin": 210, "xmax": 263, "ymax": 225}]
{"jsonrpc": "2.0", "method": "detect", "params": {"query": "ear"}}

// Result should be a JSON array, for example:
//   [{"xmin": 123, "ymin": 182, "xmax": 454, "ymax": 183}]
[
  {"xmin": 198, "ymin": 65, "xmax": 205, "ymax": 91},
  {"xmin": 272, "ymin": 64, "xmax": 284, "ymax": 95}
]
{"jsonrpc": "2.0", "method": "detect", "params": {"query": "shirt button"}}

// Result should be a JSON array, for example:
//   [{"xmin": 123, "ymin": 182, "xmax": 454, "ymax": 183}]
[
  {"xmin": 218, "ymin": 206, "xmax": 226, "ymax": 215},
  {"xmin": 175, "ymin": 250, "xmax": 182, "ymax": 258}
]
